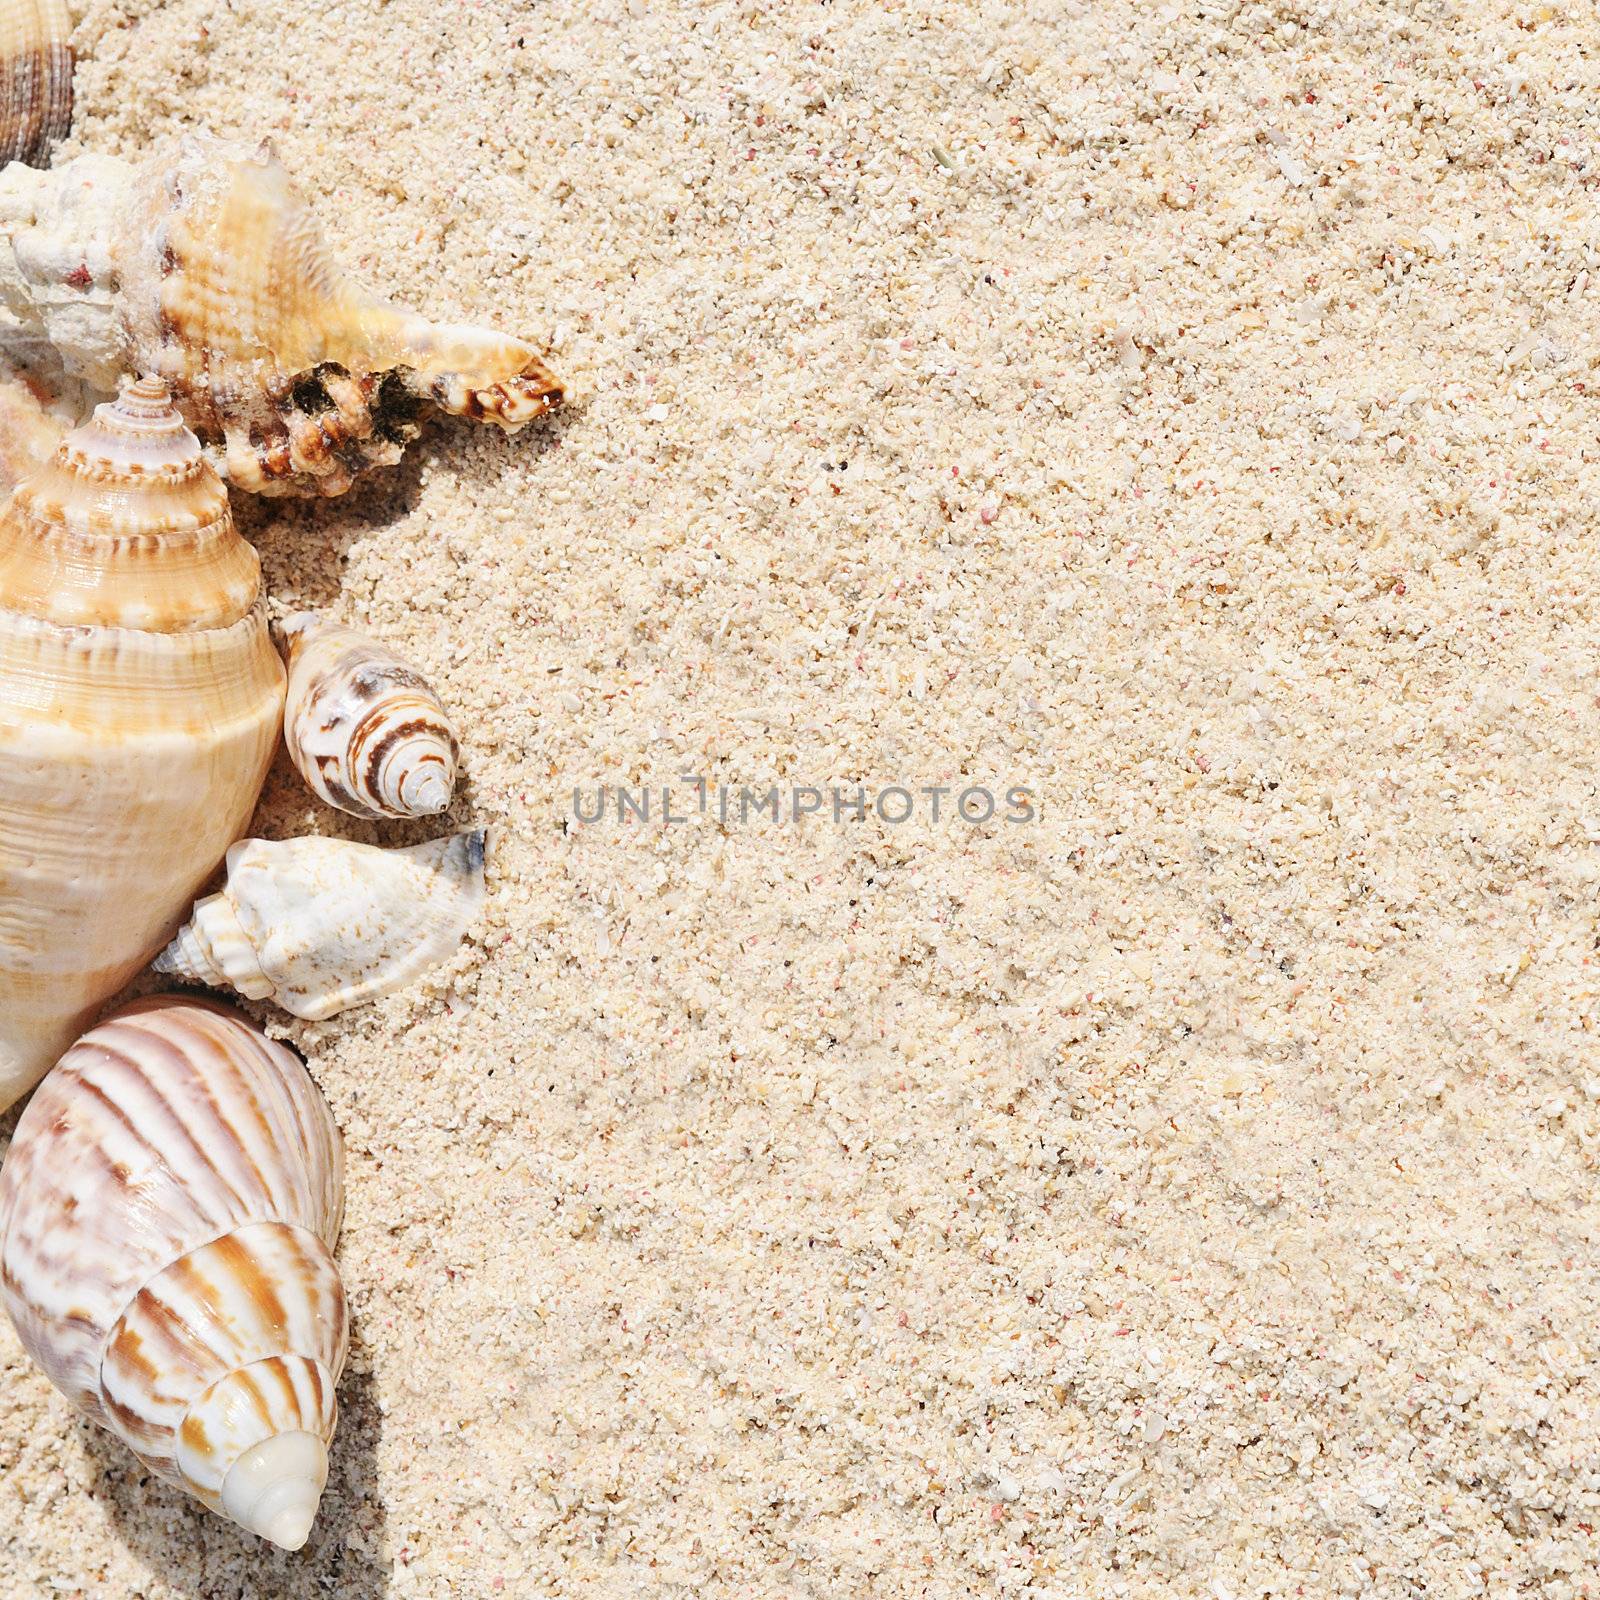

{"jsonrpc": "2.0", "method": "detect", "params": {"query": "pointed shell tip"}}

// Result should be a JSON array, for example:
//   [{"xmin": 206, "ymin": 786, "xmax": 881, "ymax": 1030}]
[{"xmin": 221, "ymin": 1430, "xmax": 328, "ymax": 1550}]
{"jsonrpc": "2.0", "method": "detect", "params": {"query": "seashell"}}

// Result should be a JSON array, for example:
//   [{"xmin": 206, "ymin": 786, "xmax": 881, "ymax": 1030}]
[
  {"xmin": 0, "ymin": 375, "xmax": 284, "ymax": 1110},
  {"xmin": 0, "ymin": 363, "xmax": 68, "ymax": 490},
  {"xmin": 0, "ymin": 996, "xmax": 347, "ymax": 1550},
  {"xmin": 0, "ymin": 134, "xmax": 563, "ymax": 497},
  {"xmin": 281, "ymin": 612, "xmax": 460, "ymax": 819},
  {"xmin": 156, "ymin": 831, "xmax": 487, "ymax": 1021},
  {"xmin": 0, "ymin": 0, "xmax": 71, "ymax": 167}
]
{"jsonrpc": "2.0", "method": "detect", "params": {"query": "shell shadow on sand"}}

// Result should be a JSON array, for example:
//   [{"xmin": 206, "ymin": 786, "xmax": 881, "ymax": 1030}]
[
  {"xmin": 233, "ymin": 447, "xmax": 427, "ymax": 615},
  {"xmin": 236, "ymin": 398, "xmax": 581, "ymax": 615},
  {"xmin": 76, "ymin": 1350, "xmax": 389, "ymax": 1599}
]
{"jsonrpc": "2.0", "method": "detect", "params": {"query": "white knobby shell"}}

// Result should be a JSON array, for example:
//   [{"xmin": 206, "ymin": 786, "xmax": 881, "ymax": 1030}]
[
  {"xmin": 0, "ymin": 997, "xmax": 346, "ymax": 1550},
  {"xmin": 155, "ymin": 831, "xmax": 487, "ymax": 1021},
  {"xmin": 281, "ymin": 613, "xmax": 460, "ymax": 819}
]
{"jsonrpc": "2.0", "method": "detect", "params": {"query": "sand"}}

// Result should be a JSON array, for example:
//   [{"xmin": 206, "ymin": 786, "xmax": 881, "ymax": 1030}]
[{"xmin": 0, "ymin": 0, "xmax": 1598, "ymax": 1595}]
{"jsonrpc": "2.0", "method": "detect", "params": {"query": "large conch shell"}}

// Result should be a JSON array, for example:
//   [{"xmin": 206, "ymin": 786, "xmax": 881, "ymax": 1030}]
[
  {"xmin": 0, "ymin": 0, "xmax": 71, "ymax": 167},
  {"xmin": 0, "ymin": 134, "xmax": 564, "ymax": 496},
  {"xmin": 156, "ymin": 831, "xmax": 487, "ymax": 1020},
  {"xmin": 0, "ymin": 997, "xmax": 347, "ymax": 1550},
  {"xmin": 0, "ymin": 375, "xmax": 284, "ymax": 1110},
  {"xmin": 282, "ymin": 612, "xmax": 460, "ymax": 819}
]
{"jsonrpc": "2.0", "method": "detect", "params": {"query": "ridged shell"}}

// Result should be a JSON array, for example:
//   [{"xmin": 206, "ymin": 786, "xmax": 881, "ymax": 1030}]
[
  {"xmin": 0, "ymin": 365, "xmax": 68, "ymax": 491},
  {"xmin": 0, "ymin": 997, "xmax": 347, "ymax": 1549},
  {"xmin": 156, "ymin": 831, "xmax": 487, "ymax": 1021},
  {"xmin": 0, "ymin": 0, "xmax": 71, "ymax": 167},
  {"xmin": 282, "ymin": 613, "xmax": 460, "ymax": 819},
  {"xmin": 0, "ymin": 135, "xmax": 563, "ymax": 496},
  {"xmin": 0, "ymin": 376, "xmax": 285, "ymax": 1110}
]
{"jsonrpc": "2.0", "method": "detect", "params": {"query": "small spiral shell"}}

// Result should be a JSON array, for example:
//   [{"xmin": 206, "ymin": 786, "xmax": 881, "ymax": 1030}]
[
  {"xmin": 0, "ymin": 0, "xmax": 71, "ymax": 167},
  {"xmin": 0, "ymin": 997, "xmax": 346, "ymax": 1549},
  {"xmin": 281, "ymin": 613, "xmax": 460, "ymax": 819}
]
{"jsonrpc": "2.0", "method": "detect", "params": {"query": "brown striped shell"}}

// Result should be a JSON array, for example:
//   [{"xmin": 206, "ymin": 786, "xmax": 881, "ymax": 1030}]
[
  {"xmin": 0, "ymin": 135, "xmax": 563, "ymax": 496},
  {"xmin": 281, "ymin": 613, "xmax": 460, "ymax": 819},
  {"xmin": 0, "ymin": 0, "xmax": 71, "ymax": 167},
  {"xmin": 0, "ymin": 997, "xmax": 346, "ymax": 1550}
]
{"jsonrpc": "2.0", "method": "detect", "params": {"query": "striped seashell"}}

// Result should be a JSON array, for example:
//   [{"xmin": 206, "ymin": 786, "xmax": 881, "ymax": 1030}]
[
  {"xmin": 156, "ymin": 831, "xmax": 487, "ymax": 1021},
  {"xmin": 0, "ymin": 997, "xmax": 347, "ymax": 1550},
  {"xmin": 0, "ymin": 374, "xmax": 284, "ymax": 1111},
  {"xmin": 0, "ymin": 134, "xmax": 563, "ymax": 497},
  {"xmin": 281, "ymin": 613, "xmax": 460, "ymax": 819},
  {"xmin": 0, "ymin": 0, "xmax": 72, "ymax": 167}
]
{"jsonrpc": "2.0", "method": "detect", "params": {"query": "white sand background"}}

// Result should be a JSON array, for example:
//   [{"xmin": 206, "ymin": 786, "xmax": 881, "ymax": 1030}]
[{"xmin": 0, "ymin": 0, "xmax": 1597, "ymax": 1595}]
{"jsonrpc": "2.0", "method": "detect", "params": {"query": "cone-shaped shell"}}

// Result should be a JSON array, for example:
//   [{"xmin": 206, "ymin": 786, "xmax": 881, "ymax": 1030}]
[
  {"xmin": 0, "ymin": 373, "xmax": 263, "ymax": 628},
  {"xmin": 0, "ymin": 997, "xmax": 347, "ymax": 1548},
  {"xmin": 281, "ymin": 613, "xmax": 460, "ymax": 819},
  {"xmin": 0, "ymin": 136, "xmax": 563, "ymax": 496},
  {"xmin": 156, "ymin": 831, "xmax": 487, "ymax": 1021},
  {"xmin": 0, "ymin": 377, "xmax": 285, "ymax": 1109},
  {"xmin": 0, "ymin": 0, "xmax": 71, "ymax": 167}
]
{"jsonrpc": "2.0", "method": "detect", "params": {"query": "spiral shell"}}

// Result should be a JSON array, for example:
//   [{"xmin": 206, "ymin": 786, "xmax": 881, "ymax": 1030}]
[
  {"xmin": 0, "ymin": 0, "xmax": 71, "ymax": 167},
  {"xmin": 0, "ymin": 135, "xmax": 563, "ymax": 496},
  {"xmin": 0, "ymin": 997, "xmax": 347, "ymax": 1549},
  {"xmin": 0, "ymin": 376, "xmax": 285, "ymax": 1110},
  {"xmin": 156, "ymin": 831, "xmax": 487, "ymax": 1021},
  {"xmin": 282, "ymin": 613, "xmax": 460, "ymax": 819}
]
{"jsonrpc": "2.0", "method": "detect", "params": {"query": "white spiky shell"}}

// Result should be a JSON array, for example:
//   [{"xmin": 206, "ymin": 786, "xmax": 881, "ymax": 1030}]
[
  {"xmin": 0, "ymin": 375, "xmax": 284, "ymax": 1111},
  {"xmin": 0, "ymin": 997, "xmax": 347, "ymax": 1550},
  {"xmin": 0, "ymin": 0, "xmax": 71, "ymax": 167},
  {"xmin": 0, "ymin": 135, "xmax": 563, "ymax": 496},
  {"xmin": 281, "ymin": 613, "xmax": 459, "ymax": 819},
  {"xmin": 156, "ymin": 831, "xmax": 487, "ymax": 1021}
]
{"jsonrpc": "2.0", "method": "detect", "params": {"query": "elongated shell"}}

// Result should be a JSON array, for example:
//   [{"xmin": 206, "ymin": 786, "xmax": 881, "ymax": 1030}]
[
  {"xmin": 0, "ymin": 376, "xmax": 285, "ymax": 1110},
  {"xmin": 282, "ymin": 613, "xmax": 459, "ymax": 819},
  {"xmin": 0, "ymin": 0, "xmax": 71, "ymax": 166},
  {"xmin": 0, "ymin": 997, "xmax": 347, "ymax": 1549},
  {"xmin": 157, "ymin": 831, "xmax": 487, "ymax": 1020},
  {"xmin": 0, "ymin": 135, "xmax": 563, "ymax": 496}
]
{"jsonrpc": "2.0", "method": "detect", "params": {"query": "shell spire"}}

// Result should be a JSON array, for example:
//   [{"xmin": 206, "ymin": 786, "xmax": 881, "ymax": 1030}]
[
  {"xmin": 0, "ymin": 0, "xmax": 71, "ymax": 167},
  {"xmin": 0, "ymin": 372, "xmax": 265, "ymax": 630},
  {"xmin": 0, "ymin": 374, "xmax": 284, "ymax": 1109},
  {"xmin": 156, "ymin": 831, "xmax": 487, "ymax": 1020},
  {"xmin": 281, "ymin": 612, "xmax": 461, "ymax": 819},
  {"xmin": 0, "ymin": 998, "xmax": 347, "ymax": 1548}
]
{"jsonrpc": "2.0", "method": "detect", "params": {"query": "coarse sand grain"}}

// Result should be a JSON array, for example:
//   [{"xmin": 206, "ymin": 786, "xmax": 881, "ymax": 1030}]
[{"xmin": 1, "ymin": 1, "xmax": 1599, "ymax": 1597}]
